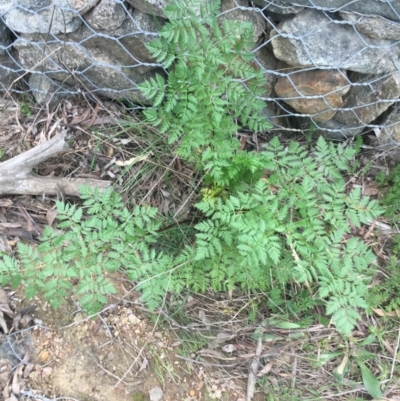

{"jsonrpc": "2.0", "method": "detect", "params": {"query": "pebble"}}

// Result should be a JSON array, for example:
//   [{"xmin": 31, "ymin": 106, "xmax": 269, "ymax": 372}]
[
  {"xmin": 39, "ymin": 350, "xmax": 50, "ymax": 363},
  {"xmin": 149, "ymin": 387, "xmax": 163, "ymax": 401},
  {"xmin": 128, "ymin": 314, "xmax": 141, "ymax": 325}
]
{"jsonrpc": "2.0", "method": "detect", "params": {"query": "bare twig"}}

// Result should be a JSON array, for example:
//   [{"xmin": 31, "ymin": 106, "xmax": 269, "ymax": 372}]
[
  {"xmin": 246, "ymin": 337, "xmax": 262, "ymax": 401},
  {"xmin": 0, "ymin": 131, "xmax": 112, "ymax": 196}
]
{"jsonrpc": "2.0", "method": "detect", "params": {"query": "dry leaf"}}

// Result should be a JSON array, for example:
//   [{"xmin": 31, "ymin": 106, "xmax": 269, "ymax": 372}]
[
  {"xmin": 19, "ymin": 314, "xmax": 33, "ymax": 328},
  {"xmin": 11, "ymin": 371, "xmax": 20, "ymax": 395},
  {"xmin": 0, "ymin": 289, "xmax": 9, "ymax": 305},
  {"xmin": 372, "ymin": 308, "xmax": 400, "ymax": 317},
  {"xmin": 0, "ymin": 312, "xmax": 8, "ymax": 334},
  {"xmin": 0, "ymin": 304, "xmax": 14, "ymax": 317},
  {"xmin": 46, "ymin": 209, "xmax": 57, "ymax": 227},
  {"xmin": 12, "ymin": 313, "xmax": 21, "ymax": 330},
  {"xmin": 0, "ymin": 200, "xmax": 12, "ymax": 207},
  {"xmin": 135, "ymin": 357, "xmax": 148, "ymax": 376},
  {"xmin": 23, "ymin": 363, "xmax": 35, "ymax": 378},
  {"xmin": 213, "ymin": 332, "xmax": 237, "ymax": 344},
  {"xmin": 70, "ymin": 108, "xmax": 90, "ymax": 125},
  {"xmin": 115, "ymin": 152, "xmax": 152, "ymax": 166},
  {"xmin": 363, "ymin": 182, "xmax": 379, "ymax": 196},
  {"xmin": 257, "ymin": 362, "xmax": 273, "ymax": 377},
  {"xmin": 197, "ymin": 349, "xmax": 225, "ymax": 359},
  {"xmin": 198, "ymin": 310, "xmax": 211, "ymax": 329}
]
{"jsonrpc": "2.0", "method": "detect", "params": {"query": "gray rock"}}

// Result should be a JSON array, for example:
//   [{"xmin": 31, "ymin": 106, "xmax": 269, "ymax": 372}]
[
  {"xmin": 149, "ymin": 387, "xmax": 163, "ymax": 401},
  {"xmin": 251, "ymin": 0, "xmax": 304, "ymax": 14},
  {"xmin": 256, "ymin": 0, "xmax": 400, "ymax": 21},
  {"xmin": 255, "ymin": 45, "xmax": 276, "ymax": 98},
  {"xmin": 220, "ymin": 0, "xmax": 268, "ymax": 43},
  {"xmin": 126, "ymin": 0, "xmax": 168, "ymax": 18},
  {"xmin": 378, "ymin": 105, "xmax": 400, "ymax": 146},
  {"xmin": 340, "ymin": 12, "xmax": 400, "ymax": 41},
  {"xmin": 84, "ymin": 0, "xmax": 126, "ymax": 31},
  {"xmin": 0, "ymin": 0, "xmax": 97, "ymax": 34},
  {"xmin": 28, "ymin": 74, "xmax": 70, "ymax": 105},
  {"xmin": 0, "ymin": 53, "xmax": 19, "ymax": 90},
  {"xmin": 14, "ymin": 9, "xmax": 164, "ymax": 104},
  {"xmin": 335, "ymin": 72, "xmax": 400, "ymax": 126},
  {"xmin": 270, "ymin": 9, "xmax": 400, "ymax": 75},
  {"xmin": 311, "ymin": 118, "xmax": 364, "ymax": 140},
  {"xmin": 0, "ymin": 18, "xmax": 10, "ymax": 55},
  {"xmin": 261, "ymin": 101, "xmax": 293, "ymax": 134}
]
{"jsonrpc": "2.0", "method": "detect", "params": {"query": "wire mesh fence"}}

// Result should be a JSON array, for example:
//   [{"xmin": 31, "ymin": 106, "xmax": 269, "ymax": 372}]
[{"xmin": 0, "ymin": 0, "xmax": 400, "ymax": 145}]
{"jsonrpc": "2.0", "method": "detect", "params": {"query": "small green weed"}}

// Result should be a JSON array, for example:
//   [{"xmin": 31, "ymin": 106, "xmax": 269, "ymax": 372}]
[
  {"xmin": 368, "ymin": 256, "xmax": 400, "ymax": 313},
  {"xmin": 318, "ymin": 335, "xmax": 383, "ymax": 399},
  {"xmin": 20, "ymin": 102, "xmax": 31, "ymax": 117},
  {"xmin": 368, "ymin": 163, "xmax": 400, "ymax": 314},
  {"xmin": 376, "ymin": 163, "xmax": 400, "ymax": 223},
  {"xmin": 256, "ymin": 378, "xmax": 304, "ymax": 401}
]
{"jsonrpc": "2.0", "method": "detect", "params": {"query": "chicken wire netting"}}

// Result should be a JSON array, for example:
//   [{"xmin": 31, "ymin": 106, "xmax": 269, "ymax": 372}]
[{"xmin": 0, "ymin": 0, "xmax": 400, "ymax": 145}]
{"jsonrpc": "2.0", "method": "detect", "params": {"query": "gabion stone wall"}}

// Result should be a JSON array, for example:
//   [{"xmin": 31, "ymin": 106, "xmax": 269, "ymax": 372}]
[{"xmin": 1, "ymin": 0, "xmax": 400, "ymax": 146}]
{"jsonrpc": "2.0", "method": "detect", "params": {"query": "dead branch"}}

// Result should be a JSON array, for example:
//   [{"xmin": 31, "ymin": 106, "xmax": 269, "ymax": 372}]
[{"xmin": 0, "ymin": 131, "xmax": 112, "ymax": 197}]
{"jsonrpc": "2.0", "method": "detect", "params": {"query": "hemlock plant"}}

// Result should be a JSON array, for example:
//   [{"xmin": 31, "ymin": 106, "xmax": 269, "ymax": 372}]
[
  {"xmin": 0, "ymin": 0, "xmax": 383, "ymax": 337},
  {"xmin": 138, "ymin": 0, "xmax": 272, "ymax": 188}
]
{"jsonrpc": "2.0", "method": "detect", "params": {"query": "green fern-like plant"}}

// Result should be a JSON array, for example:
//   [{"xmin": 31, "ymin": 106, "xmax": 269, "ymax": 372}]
[
  {"xmin": 0, "ymin": 0, "xmax": 383, "ymax": 338},
  {"xmin": 183, "ymin": 137, "xmax": 382, "ymax": 336},
  {"xmin": 138, "ymin": 0, "xmax": 272, "ymax": 188},
  {"xmin": 0, "ymin": 137, "xmax": 382, "ymax": 335},
  {"xmin": 0, "ymin": 186, "xmax": 174, "ymax": 314}
]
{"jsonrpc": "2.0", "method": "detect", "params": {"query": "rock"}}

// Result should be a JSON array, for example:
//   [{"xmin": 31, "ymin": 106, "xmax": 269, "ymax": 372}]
[
  {"xmin": 270, "ymin": 9, "xmax": 400, "ymax": 74},
  {"xmin": 14, "ymin": 9, "xmax": 164, "ymax": 104},
  {"xmin": 255, "ymin": 45, "xmax": 276, "ymax": 98},
  {"xmin": 28, "ymin": 74, "xmax": 70, "ymax": 106},
  {"xmin": 258, "ymin": 0, "xmax": 400, "ymax": 20},
  {"xmin": 252, "ymin": 0, "xmax": 304, "ymax": 14},
  {"xmin": 339, "ymin": 12, "xmax": 400, "ymax": 41},
  {"xmin": 0, "ymin": 22, "xmax": 16, "ymax": 89},
  {"xmin": 126, "ymin": 0, "xmax": 169, "ymax": 18},
  {"xmin": 310, "ymin": 118, "xmax": 364, "ymax": 140},
  {"xmin": 149, "ymin": 387, "xmax": 163, "ymax": 401},
  {"xmin": 0, "ymin": 0, "xmax": 96, "ymax": 34},
  {"xmin": 260, "ymin": 101, "xmax": 294, "ymax": 136},
  {"xmin": 84, "ymin": 0, "xmax": 127, "ymax": 31},
  {"xmin": 0, "ymin": 19, "xmax": 10, "ymax": 56},
  {"xmin": 128, "ymin": 314, "xmax": 141, "ymax": 325},
  {"xmin": 274, "ymin": 69, "xmax": 350, "ymax": 122},
  {"xmin": 0, "ymin": 53, "xmax": 20, "ymax": 90},
  {"xmin": 376, "ymin": 106, "xmax": 400, "ymax": 146},
  {"xmin": 220, "ymin": 0, "xmax": 268, "ymax": 42},
  {"xmin": 335, "ymin": 72, "xmax": 400, "ymax": 126},
  {"xmin": 71, "ymin": 0, "xmax": 99, "ymax": 14}
]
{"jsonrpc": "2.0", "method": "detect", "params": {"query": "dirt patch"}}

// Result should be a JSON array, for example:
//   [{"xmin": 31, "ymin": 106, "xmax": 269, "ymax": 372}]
[{"xmin": 17, "ymin": 292, "xmax": 204, "ymax": 401}]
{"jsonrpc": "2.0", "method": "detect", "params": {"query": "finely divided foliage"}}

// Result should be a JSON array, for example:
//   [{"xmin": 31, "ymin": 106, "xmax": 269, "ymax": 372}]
[
  {"xmin": 138, "ymin": 0, "xmax": 272, "ymax": 187},
  {"xmin": 0, "ymin": 0, "xmax": 382, "ymax": 336}
]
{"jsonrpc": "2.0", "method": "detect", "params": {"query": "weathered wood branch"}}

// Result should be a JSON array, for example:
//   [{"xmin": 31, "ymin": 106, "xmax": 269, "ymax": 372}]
[{"xmin": 0, "ymin": 132, "xmax": 112, "ymax": 196}]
